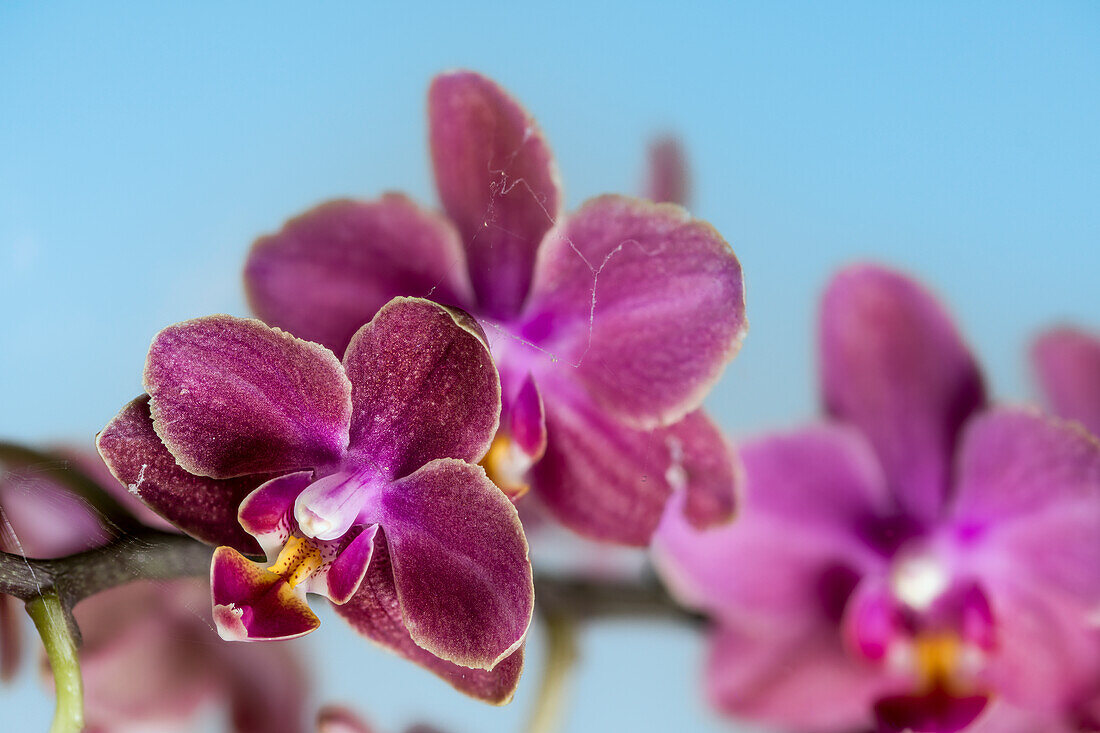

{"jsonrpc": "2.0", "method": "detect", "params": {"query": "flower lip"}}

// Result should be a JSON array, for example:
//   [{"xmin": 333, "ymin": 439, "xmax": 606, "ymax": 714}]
[{"xmin": 293, "ymin": 470, "xmax": 373, "ymax": 542}]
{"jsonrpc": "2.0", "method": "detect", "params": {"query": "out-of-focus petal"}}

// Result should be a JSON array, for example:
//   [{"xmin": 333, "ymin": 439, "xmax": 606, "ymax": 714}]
[
  {"xmin": 654, "ymin": 424, "xmax": 890, "ymax": 618},
  {"xmin": 668, "ymin": 410, "xmax": 739, "ymax": 530},
  {"xmin": 980, "ymin": 581, "xmax": 1100, "ymax": 712},
  {"xmin": 97, "ymin": 396, "xmax": 264, "ymax": 554},
  {"xmin": 144, "ymin": 315, "xmax": 352, "ymax": 479},
  {"xmin": 874, "ymin": 688, "xmax": 989, "ymax": 733},
  {"xmin": 365, "ymin": 459, "xmax": 532, "ymax": 670},
  {"xmin": 76, "ymin": 583, "xmax": 219, "ymax": 728},
  {"xmin": 316, "ymin": 706, "xmax": 376, "ymax": 733},
  {"xmin": 525, "ymin": 195, "xmax": 746, "ymax": 429},
  {"xmin": 645, "ymin": 136, "xmax": 689, "ymax": 206},
  {"xmin": 343, "ymin": 298, "xmax": 500, "ymax": 478},
  {"xmin": 530, "ymin": 385, "xmax": 733, "ymax": 545},
  {"xmin": 211, "ymin": 546, "xmax": 320, "ymax": 641},
  {"xmin": 820, "ymin": 264, "xmax": 986, "ymax": 524},
  {"xmin": 0, "ymin": 467, "xmax": 109, "ymax": 557},
  {"xmin": 967, "ymin": 701, "xmax": 1083, "ymax": 733},
  {"xmin": 245, "ymin": 195, "xmax": 474, "ymax": 356},
  {"xmin": 0, "ymin": 593, "xmax": 20, "ymax": 683},
  {"xmin": 429, "ymin": 71, "xmax": 561, "ymax": 319},
  {"xmin": 76, "ymin": 578, "xmax": 309, "ymax": 733},
  {"xmin": 334, "ymin": 532, "xmax": 525, "ymax": 704},
  {"xmin": 950, "ymin": 409, "xmax": 1100, "ymax": 604},
  {"xmin": 1032, "ymin": 326, "xmax": 1100, "ymax": 437},
  {"xmin": 706, "ymin": 622, "xmax": 890, "ymax": 733}
]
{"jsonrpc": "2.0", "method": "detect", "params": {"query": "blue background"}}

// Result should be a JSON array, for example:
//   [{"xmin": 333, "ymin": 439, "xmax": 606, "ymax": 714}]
[{"xmin": 1, "ymin": 2, "xmax": 1098, "ymax": 731}]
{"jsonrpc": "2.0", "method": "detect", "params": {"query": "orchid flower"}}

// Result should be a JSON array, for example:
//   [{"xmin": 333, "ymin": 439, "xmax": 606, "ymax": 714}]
[
  {"xmin": 96, "ymin": 297, "xmax": 533, "ymax": 703},
  {"xmin": 0, "ymin": 450, "xmax": 308, "ymax": 733},
  {"xmin": 654, "ymin": 264, "xmax": 1100, "ymax": 733},
  {"xmin": 243, "ymin": 71, "xmax": 746, "ymax": 545}
]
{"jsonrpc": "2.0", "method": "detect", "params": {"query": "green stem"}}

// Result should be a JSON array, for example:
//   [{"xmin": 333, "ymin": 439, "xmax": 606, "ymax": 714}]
[
  {"xmin": 526, "ymin": 611, "xmax": 578, "ymax": 733},
  {"xmin": 26, "ymin": 592, "xmax": 84, "ymax": 733}
]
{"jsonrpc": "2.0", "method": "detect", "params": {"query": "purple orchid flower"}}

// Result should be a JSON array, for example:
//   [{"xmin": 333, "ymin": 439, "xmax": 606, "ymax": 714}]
[
  {"xmin": 243, "ymin": 71, "xmax": 746, "ymax": 545},
  {"xmin": 654, "ymin": 264, "xmax": 1100, "ymax": 733},
  {"xmin": 96, "ymin": 297, "xmax": 533, "ymax": 703},
  {"xmin": 0, "ymin": 450, "xmax": 308, "ymax": 733}
]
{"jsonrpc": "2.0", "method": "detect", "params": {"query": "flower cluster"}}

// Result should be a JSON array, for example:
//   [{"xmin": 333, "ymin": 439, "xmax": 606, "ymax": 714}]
[
  {"xmin": 244, "ymin": 71, "xmax": 746, "ymax": 545},
  {"xmin": 3, "ymin": 67, "xmax": 1093, "ymax": 733},
  {"xmin": 655, "ymin": 265, "xmax": 1100, "ymax": 733}
]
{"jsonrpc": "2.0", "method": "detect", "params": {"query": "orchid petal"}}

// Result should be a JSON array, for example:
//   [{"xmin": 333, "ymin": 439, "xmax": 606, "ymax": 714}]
[
  {"xmin": 1032, "ymin": 326, "xmax": 1100, "ymax": 437},
  {"xmin": 874, "ymin": 689, "xmax": 989, "ymax": 733},
  {"xmin": 343, "ymin": 298, "xmax": 500, "ymax": 478},
  {"xmin": 524, "ymin": 195, "xmax": 746, "ymax": 429},
  {"xmin": 981, "ymin": 583, "xmax": 1100, "ymax": 711},
  {"xmin": 706, "ymin": 622, "xmax": 888, "ymax": 733},
  {"xmin": 365, "ymin": 459, "xmax": 532, "ymax": 670},
  {"xmin": 645, "ymin": 136, "xmax": 689, "ymax": 206},
  {"xmin": 144, "ymin": 315, "xmax": 352, "ymax": 479},
  {"xmin": 655, "ymin": 424, "xmax": 890, "ymax": 619},
  {"xmin": 334, "ymin": 531, "xmax": 525, "ymax": 704},
  {"xmin": 429, "ymin": 71, "xmax": 561, "ymax": 319},
  {"xmin": 245, "ymin": 195, "xmax": 474, "ymax": 355},
  {"xmin": 316, "ymin": 706, "xmax": 376, "ymax": 733},
  {"xmin": 508, "ymin": 373, "xmax": 546, "ymax": 460},
  {"xmin": 820, "ymin": 264, "xmax": 986, "ymax": 524},
  {"xmin": 950, "ymin": 409, "xmax": 1100, "ymax": 603},
  {"xmin": 321, "ymin": 525, "xmax": 378, "ymax": 605},
  {"xmin": 532, "ymin": 384, "xmax": 740, "ymax": 545},
  {"xmin": 211, "ymin": 546, "xmax": 320, "ymax": 642},
  {"xmin": 238, "ymin": 471, "xmax": 314, "ymax": 557},
  {"xmin": 96, "ymin": 397, "xmax": 265, "ymax": 554}
]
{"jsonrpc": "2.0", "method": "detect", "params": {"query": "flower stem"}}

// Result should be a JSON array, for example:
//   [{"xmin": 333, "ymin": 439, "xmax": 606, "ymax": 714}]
[
  {"xmin": 526, "ymin": 610, "xmax": 578, "ymax": 733},
  {"xmin": 26, "ymin": 592, "xmax": 84, "ymax": 733}
]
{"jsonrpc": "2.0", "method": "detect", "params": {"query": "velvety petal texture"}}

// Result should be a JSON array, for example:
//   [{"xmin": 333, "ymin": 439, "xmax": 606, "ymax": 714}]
[
  {"xmin": 526, "ymin": 195, "xmax": 746, "ymax": 428},
  {"xmin": 212, "ymin": 546, "xmax": 321, "ymax": 641},
  {"xmin": 820, "ymin": 265, "xmax": 986, "ymax": 524},
  {"xmin": 429, "ymin": 71, "xmax": 561, "ymax": 318},
  {"xmin": 1033, "ymin": 326, "xmax": 1100, "ymax": 437},
  {"xmin": 334, "ymin": 534, "xmax": 525, "ymax": 704},
  {"xmin": 364, "ymin": 459, "xmax": 532, "ymax": 669},
  {"xmin": 344, "ymin": 298, "xmax": 500, "ymax": 478},
  {"xmin": 96, "ymin": 396, "xmax": 264, "ymax": 554},
  {"xmin": 246, "ymin": 195, "xmax": 473, "ymax": 356},
  {"xmin": 144, "ymin": 315, "xmax": 352, "ymax": 478},
  {"xmin": 533, "ymin": 387, "xmax": 740, "ymax": 545}
]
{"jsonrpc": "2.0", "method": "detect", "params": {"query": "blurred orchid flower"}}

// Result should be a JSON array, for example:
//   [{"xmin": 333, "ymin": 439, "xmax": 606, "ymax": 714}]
[
  {"xmin": 645, "ymin": 135, "xmax": 690, "ymax": 207},
  {"xmin": 655, "ymin": 264, "xmax": 1100, "ymax": 733},
  {"xmin": 97, "ymin": 297, "xmax": 533, "ymax": 703},
  {"xmin": 243, "ymin": 71, "xmax": 745, "ymax": 545},
  {"xmin": 0, "ymin": 450, "xmax": 308, "ymax": 733}
]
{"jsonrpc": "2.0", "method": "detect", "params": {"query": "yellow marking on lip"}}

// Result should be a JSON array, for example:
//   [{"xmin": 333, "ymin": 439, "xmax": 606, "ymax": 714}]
[
  {"xmin": 481, "ymin": 433, "xmax": 531, "ymax": 501},
  {"xmin": 269, "ymin": 536, "xmax": 323, "ymax": 588},
  {"xmin": 914, "ymin": 632, "xmax": 963, "ymax": 691}
]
